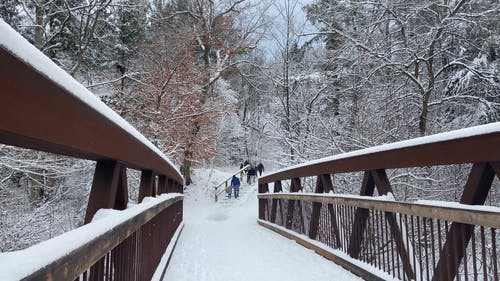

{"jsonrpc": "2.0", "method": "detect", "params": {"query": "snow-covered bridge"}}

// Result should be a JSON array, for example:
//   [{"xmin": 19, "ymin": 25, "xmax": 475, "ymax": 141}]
[{"xmin": 1, "ymin": 20, "xmax": 499, "ymax": 281}]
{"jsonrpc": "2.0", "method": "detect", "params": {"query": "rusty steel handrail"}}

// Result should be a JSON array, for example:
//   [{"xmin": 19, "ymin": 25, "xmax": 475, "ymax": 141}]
[
  {"xmin": 0, "ymin": 21, "xmax": 182, "ymax": 184},
  {"xmin": 260, "ymin": 123, "xmax": 500, "ymax": 184},
  {"xmin": 257, "ymin": 193, "xmax": 500, "ymax": 229},
  {"xmin": 4, "ymin": 195, "xmax": 183, "ymax": 280}
]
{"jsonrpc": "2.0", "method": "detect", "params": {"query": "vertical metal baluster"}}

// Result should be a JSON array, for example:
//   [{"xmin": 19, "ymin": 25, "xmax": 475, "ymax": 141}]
[
  {"xmin": 374, "ymin": 209, "xmax": 379, "ymax": 270},
  {"xmin": 343, "ymin": 205, "xmax": 349, "ymax": 253},
  {"xmin": 423, "ymin": 218, "xmax": 430, "ymax": 281},
  {"xmin": 104, "ymin": 252, "xmax": 108, "ymax": 281},
  {"xmin": 324, "ymin": 205, "xmax": 328, "ymax": 246},
  {"xmin": 348, "ymin": 205, "xmax": 354, "ymax": 255},
  {"xmin": 463, "ymin": 224, "xmax": 469, "ymax": 281},
  {"xmin": 334, "ymin": 205, "xmax": 339, "ymax": 249},
  {"xmin": 366, "ymin": 208, "xmax": 371, "ymax": 264},
  {"xmin": 327, "ymin": 204, "xmax": 332, "ymax": 247},
  {"xmin": 437, "ymin": 219, "xmax": 443, "ymax": 281},
  {"xmin": 491, "ymin": 228, "xmax": 498, "ymax": 281},
  {"xmin": 444, "ymin": 221, "xmax": 451, "ymax": 281},
  {"xmin": 324, "ymin": 204, "xmax": 328, "ymax": 246},
  {"xmin": 100, "ymin": 256, "xmax": 105, "ymax": 281},
  {"xmin": 333, "ymin": 204, "xmax": 337, "ymax": 248},
  {"xmin": 121, "ymin": 238, "xmax": 126, "ymax": 281},
  {"xmin": 417, "ymin": 217, "xmax": 423, "ymax": 281},
  {"xmin": 282, "ymin": 199, "xmax": 286, "ymax": 227},
  {"xmin": 319, "ymin": 203, "xmax": 323, "ymax": 244},
  {"xmin": 430, "ymin": 218, "xmax": 437, "ymax": 280},
  {"xmin": 282, "ymin": 198, "xmax": 286, "ymax": 226},
  {"xmin": 397, "ymin": 213, "xmax": 402, "ymax": 280},
  {"xmin": 339, "ymin": 205, "xmax": 344, "ymax": 252},
  {"xmin": 324, "ymin": 203, "xmax": 333, "ymax": 245},
  {"xmin": 404, "ymin": 214, "xmax": 409, "ymax": 281},
  {"xmin": 378, "ymin": 210, "xmax": 383, "ymax": 271},
  {"xmin": 456, "ymin": 223, "xmax": 461, "ymax": 281},
  {"xmin": 118, "ymin": 241, "xmax": 123, "ymax": 281},
  {"xmin": 360, "ymin": 206, "xmax": 365, "ymax": 263},
  {"xmin": 131, "ymin": 232, "xmax": 136, "ymax": 281},
  {"xmin": 384, "ymin": 211, "xmax": 393, "ymax": 277},
  {"xmin": 110, "ymin": 251, "xmax": 114, "ymax": 281},
  {"xmin": 383, "ymin": 211, "xmax": 390, "ymax": 275},
  {"xmin": 481, "ymin": 226, "xmax": 487, "ymax": 281},
  {"xmin": 368, "ymin": 209, "xmax": 373, "ymax": 266},
  {"xmin": 128, "ymin": 233, "xmax": 133, "ymax": 281},
  {"xmin": 375, "ymin": 209, "xmax": 380, "ymax": 271},
  {"xmin": 328, "ymin": 204, "xmax": 332, "ymax": 248},
  {"xmin": 321, "ymin": 203, "xmax": 335, "ymax": 246},
  {"xmin": 318, "ymin": 203, "xmax": 322, "ymax": 244},
  {"xmin": 381, "ymin": 210, "xmax": 386, "ymax": 273},
  {"xmin": 457, "ymin": 246, "xmax": 461, "ymax": 281},
  {"xmin": 373, "ymin": 210, "xmax": 382, "ymax": 269},
  {"xmin": 411, "ymin": 216, "xmax": 417, "ymax": 281},
  {"xmin": 391, "ymin": 213, "xmax": 396, "ymax": 278},
  {"xmin": 365, "ymin": 208, "xmax": 370, "ymax": 263},
  {"xmin": 471, "ymin": 225, "xmax": 478, "ymax": 281},
  {"xmin": 136, "ymin": 230, "xmax": 141, "ymax": 281},
  {"xmin": 338, "ymin": 205, "xmax": 343, "ymax": 250},
  {"xmin": 320, "ymin": 203, "xmax": 324, "ymax": 245},
  {"xmin": 349, "ymin": 205, "xmax": 354, "ymax": 254}
]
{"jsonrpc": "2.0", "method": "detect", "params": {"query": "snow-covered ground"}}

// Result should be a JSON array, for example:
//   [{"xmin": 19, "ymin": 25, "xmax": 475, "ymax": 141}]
[{"xmin": 163, "ymin": 167, "xmax": 363, "ymax": 281}]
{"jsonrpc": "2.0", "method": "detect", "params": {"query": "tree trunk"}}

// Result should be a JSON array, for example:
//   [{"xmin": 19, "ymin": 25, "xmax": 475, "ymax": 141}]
[
  {"xmin": 419, "ymin": 90, "xmax": 432, "ymax": 136},
  {"xmin": 180, "ymin": 151, "xmax": 192, "ymax": 186},
  {"xmin": 34, "ymin": 4, "xmax": 44, "ymax": 49}
]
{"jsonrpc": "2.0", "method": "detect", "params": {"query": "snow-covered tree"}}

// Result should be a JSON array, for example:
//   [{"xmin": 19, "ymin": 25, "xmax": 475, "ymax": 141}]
[{"xmin": 306, "ymin": 0, "xmax": 500, "ymax": 136}]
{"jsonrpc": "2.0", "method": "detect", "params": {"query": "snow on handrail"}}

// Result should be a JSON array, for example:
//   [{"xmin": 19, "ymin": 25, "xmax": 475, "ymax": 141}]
[
  {"xmin": 0, "ymin": 194, "xmax": 183, "ymax": 280},
  {"xmin": 261, "ymin": 122, "xmax": 500, "ymax": 183},
  {"xmin": 0, "ymin": 19, "xmax": 183, "ymax": 183}
]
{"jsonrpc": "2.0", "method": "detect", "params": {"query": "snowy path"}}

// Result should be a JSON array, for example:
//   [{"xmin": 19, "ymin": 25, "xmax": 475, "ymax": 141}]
[{"xmin": 164, "ymin": 178, "xmax": 362, "ymax": 281}]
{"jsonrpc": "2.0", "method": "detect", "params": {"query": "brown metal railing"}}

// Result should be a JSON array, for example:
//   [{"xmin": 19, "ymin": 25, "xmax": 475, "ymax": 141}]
[
  {"xmin": 258, "ymin": 124, "xmax": 500, "ymax": 281},
  {"xmin": 0, "ymin": 22, "xmax": 184, "ymax": 280},
  {"xmin": 16, "ymin": 195, "xmax": 183, "ymax": 281}
]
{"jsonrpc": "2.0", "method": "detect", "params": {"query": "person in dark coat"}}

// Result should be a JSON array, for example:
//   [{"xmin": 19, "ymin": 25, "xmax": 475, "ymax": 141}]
[
  {"xmin": 257, "ymin": 162, "xmax": 264, "ymax": 176},
  {"xmin": 247, "ymin": 165, "xmax": 257, "ymax": 184},
  {"xmin": 231, "ymin": 175, "xmax": 241, "ymax": 198}
]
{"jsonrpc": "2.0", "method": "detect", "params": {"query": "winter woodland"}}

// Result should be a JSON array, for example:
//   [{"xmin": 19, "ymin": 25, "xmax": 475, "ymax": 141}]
[{"xmin": 0, "ymin": 0, "xmax": 499, "ymax": 252}]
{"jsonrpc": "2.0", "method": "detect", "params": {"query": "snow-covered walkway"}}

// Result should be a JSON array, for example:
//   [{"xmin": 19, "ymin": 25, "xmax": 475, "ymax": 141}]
[{"xmin": 163, "ymin": 169, "xmax": 362, "ymax": 281}]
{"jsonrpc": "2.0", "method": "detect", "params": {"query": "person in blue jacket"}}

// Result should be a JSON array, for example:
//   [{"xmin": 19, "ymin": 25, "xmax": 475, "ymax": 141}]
[{"xmin": 231, "ymin": 175, "xmax": 241, "ymax": 199}]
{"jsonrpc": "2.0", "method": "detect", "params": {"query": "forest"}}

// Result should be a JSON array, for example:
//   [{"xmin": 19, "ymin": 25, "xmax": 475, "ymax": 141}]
[{"xmin": 0, "ymin": 0, "xmax": 499, "ymax": 252}]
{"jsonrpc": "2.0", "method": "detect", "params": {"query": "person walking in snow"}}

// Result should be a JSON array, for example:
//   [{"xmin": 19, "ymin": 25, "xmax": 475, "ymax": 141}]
[
  {"xmin": 231, "ymin": 175, "xmax": 241, "ymax": 199},
  {"xmin": 247, "ymin": 165, "xmax": 257, "ymax": 184},
  {"xmin": 257, "ymin": 162, "xmax": 264, "ymax": 176}
]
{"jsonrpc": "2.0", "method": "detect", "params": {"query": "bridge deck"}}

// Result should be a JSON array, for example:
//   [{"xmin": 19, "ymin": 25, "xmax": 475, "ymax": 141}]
[{"xmin": 164, "ymin": 182, "xmax": 363, "ymax": 281}]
